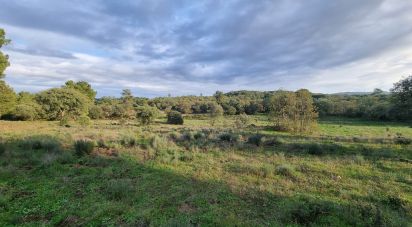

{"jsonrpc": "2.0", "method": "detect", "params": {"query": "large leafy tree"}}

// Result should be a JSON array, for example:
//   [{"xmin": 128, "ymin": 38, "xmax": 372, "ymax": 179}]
[
  {"xmin": 0, "ymin": 81, "xmax": 17, "ymax": 116},
  {"xmin": 35, "ymin": 88, "xmax": 91, "ymax": 120},
  {"xmin": 0, "ymin": 29, "xmax": 10, "ymax": 79},
  {"xmin": 268, "ymin": 90, "xmax": 318, "ymax": 133},
  {"xmin": 391, "ymin": 75, "xmax": 412, "ymax": 120},
  {"xmin": 63, "ymin": 80, "xmax": 97, "ymax": 101}
]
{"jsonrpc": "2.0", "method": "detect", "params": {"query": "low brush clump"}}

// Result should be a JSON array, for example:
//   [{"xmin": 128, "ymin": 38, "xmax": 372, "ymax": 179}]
[
  {"xmin": 74, "ymin": 140, "xmax": 95, "ymax": 156},
  {"xmin": 120, "ymin": 135, "xmax": 139, "ymax": 147},
  {"xmin": 19, "ymin": 136, "xmax": 61, "ymax": 152},
  {"xmin": 219, "ymin": 132, "xmax": 239, "ymax": 143},
  {"xmin": 167, "ymin": 111, "xmax": 184, "ymax": 125},
  {"xmin": 247, "ymin": 134, "xmax": 265, "ymax": 146}
]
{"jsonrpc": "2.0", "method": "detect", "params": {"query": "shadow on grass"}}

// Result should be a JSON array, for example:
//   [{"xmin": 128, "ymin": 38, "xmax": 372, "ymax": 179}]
[
  {"xmin": 318, "ymin": 116, "xmax": 412, "ymax": 127},
  {"xmin": 0, "ymin": 137, "xmax": 411, "ymax": 226}
]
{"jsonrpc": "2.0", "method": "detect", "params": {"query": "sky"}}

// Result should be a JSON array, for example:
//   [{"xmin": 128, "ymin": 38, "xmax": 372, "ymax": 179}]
[{"xmin": 1, "ymin": 0, "xmax": 412, "ymax": 97}]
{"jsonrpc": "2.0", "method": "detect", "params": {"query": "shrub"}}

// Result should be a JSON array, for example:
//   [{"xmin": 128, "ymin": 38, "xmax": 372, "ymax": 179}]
[
  {"xmin": 167, "ymin": 110, "xmax": 184, "ymax": 125},
  {"xmin": 265, "ymin": 137, "xmax": 285, "ymax": 146},
  {"xmin": 88, "ymin": 105, "xmax": 103, "ymax": 119},
  {"xmin": 169, "ymin": 131, "xmax": 181, "ymax": 141},
  {"xmin": 306, "ymin": 143, "xmax": 325, "ymax": 155},
  {"xmin": 104, "ymin": 178, "xmax": 135, "ymax": 200},
  {"xmin": 150, "ymin": 135, "xmax": 170, "ymax": 150},
  {"xmin": 181, "ymin": 131, "xmax": 194, "ymax": 141},
  {"xmin": 74, "ymin": 140, "xmax": 95, "ymax": 156},
  {"xmin": 120, "ymin": 135, "xmax": 138, "ymax": 147},
  {"xmin": 219, "ymin": 133, "xmax": 239, "ymax": 143},
  {"xmin": 136, "ymin": 105, "xmax": 159, "ymax": 125},
  {"xmin": 194, "ymin": 131, "xmax": 206, "ymax": 140},
  {"xmin": 234, "ymin": 113, "xmax": 251, "ymax": 129},
  {"xmin": 77, "ymin": 115, "xmax": 91, "ymax": 127},
  {"xmin": 20, "ymin": 137, "xmax": 61, "ymax": 152},
  {"xmin": 247, "ymin": 134, "xmax": 265, "ymax": 146},
  {"xmin": 10, "ymin": 104, "xmax": 40, "ymax": 121},
  {"xmin": 394, "ymin": 136, "xmax": 412, "ymax": 145}
]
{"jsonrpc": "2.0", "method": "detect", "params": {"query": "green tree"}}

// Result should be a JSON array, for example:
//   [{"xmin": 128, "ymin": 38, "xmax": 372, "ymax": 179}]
[
  {"xmin": 268, "ymin": 90, "xmax": 318, "ymax": 133},
  {"xmin": 214, "ymin": 91, "xmax": 225, "ymax": 104},
  {"xmin": 295, "ymin": 89, "xmax": 318, "ymax": 133},
  {"xmin": 136, "ymin": 105, "xmax": 158, "ymax": 125},
  {"xmin": 7, "ymin": 91, "xmax": 43, "ymax": 120},
  {"xmin": 209, "ymin": 102, "xmax": 224, "ymax": 126},
  {"xmin": 0, "ymin": 81, "xmax": 17, "ymax": 116},
  {"xmin": 121, "ymin": 89, "xmax": 136, "ymax": 119},
  {"xmin": 167, "ymin": 110, "xmax": 184, "ymax": 125},
  {"xmin": 391, "ymin": 76, "xmax": 412, "ymax": 120},
  {"xmin": 0, "ymin": 29, "xmax": 11, "ymax": 79},
  {"xmin": 63, "ymin": 80, "xmax": 97, "ymax": 101},
  {"xmin": 36, "ymin": 88, "xmax": 91, "ymax": 120}
]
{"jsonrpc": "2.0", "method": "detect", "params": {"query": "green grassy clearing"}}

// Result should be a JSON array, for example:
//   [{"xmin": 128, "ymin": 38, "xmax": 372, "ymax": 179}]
[{"xmin": 0, "ymin": 116, "xmax": 411, "ymax": 226}]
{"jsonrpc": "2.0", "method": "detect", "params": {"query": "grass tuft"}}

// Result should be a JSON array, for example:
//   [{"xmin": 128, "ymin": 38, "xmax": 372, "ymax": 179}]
[{"xmin": 74, "ymin": 140, "xmax": 95, "ymax": 156}]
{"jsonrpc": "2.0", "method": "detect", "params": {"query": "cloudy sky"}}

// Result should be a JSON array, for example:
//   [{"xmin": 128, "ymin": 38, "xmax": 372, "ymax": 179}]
[{"xmin": 1, "ymin": 0, "xmax": 412, "ymax": 97}]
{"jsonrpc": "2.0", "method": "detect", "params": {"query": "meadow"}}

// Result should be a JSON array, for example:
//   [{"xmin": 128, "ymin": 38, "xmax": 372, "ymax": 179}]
[{"xmin": 0, "ymin": 115, "xmax": 411, "ymax": 226}]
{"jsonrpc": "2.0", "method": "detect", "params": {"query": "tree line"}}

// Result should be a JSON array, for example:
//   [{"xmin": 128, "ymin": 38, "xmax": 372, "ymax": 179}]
[{"xmin": 1, "ymin": 28, "xmax": 411, "ymax": 131}]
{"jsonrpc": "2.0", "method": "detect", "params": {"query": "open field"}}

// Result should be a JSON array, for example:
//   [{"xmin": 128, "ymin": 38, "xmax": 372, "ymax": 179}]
[{"xmin": 1, "ymin": 116, "xmax": 411, "ymax": 226}]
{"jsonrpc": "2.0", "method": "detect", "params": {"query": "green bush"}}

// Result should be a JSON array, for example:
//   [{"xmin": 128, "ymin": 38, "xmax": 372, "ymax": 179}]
[
  {"xmin": 120, "ymin": 135, "xmax": 138, "ymax": 147},
  {"xmin": 74, "ymin": 140, "xmax": 95, "ymax": 156},
  {"xmin": 136, "ymin": 105, "xmax": 159, "ymax": 125},
  {"xmin": 247, "ymin": 134, "xmax": 264, "ymax": 146},
  {"xmin": 181, "ymin": 131, "xmax": 194, "ymax": 141},
  {"xmin": 306, "ymin": 143, "xmax": 325, "ymax": 155},
  {"xmin": 9, "ymin": 104, "xmax": 40, "ymax": 121},
  {"xmin": 219, "ymin": 133, "xmax": 239, "ymax": 143},
  {"xmin": 168, "ymin": 131, "xmax": 181, "ymax": 141},
  {"xmin": 234, "ymin": 113, "xmax": 251, "ymax": 129},
  {"xmin": 265, "ymin": 137, "xmax": 285, "ymax": 146},
  {"xmin": 104, "ymin": 178, "xmax": 135, "ymax": 200},
  {"xmin": 194, "ymin": 131, "xmax": 206, "ymax": 140},
  {"xmin": 150, "ymin": 135, "xmax": 170, "ymax": 150},
  {"xmin": 20, "ymin": 137, "xmax": 61, "ymax": 152},
  {"xmin": 394, "ymin": 136, "xmax": 412, "ymax": 145},
  {"xmin": 167, "ymin": 110, "xmax": 184, "ymax": 125},
  {"xmin": 77, "ymin": 115, "xmax": 91, "ymax": 127},
  {"xmin": 88, "ymin": 105, "xmax": 103, "ymax": 119}
]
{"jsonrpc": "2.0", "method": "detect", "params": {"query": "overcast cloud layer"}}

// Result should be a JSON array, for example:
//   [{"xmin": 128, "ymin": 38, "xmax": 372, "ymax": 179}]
[{"xmin": 1, "ymin": 0, "xmax": 412, "ymax": 97}]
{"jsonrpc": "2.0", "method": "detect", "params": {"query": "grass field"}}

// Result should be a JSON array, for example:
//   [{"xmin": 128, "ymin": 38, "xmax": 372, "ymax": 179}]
[{"xmin": 0, "ymin": 116, "xmax": 411, "ymax": 226}]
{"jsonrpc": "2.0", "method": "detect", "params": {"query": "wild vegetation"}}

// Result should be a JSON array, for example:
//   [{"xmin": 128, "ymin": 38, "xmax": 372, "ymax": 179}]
[{"xmin": 1, "ymin": 28, "xmax": 412, "ymax": 226}]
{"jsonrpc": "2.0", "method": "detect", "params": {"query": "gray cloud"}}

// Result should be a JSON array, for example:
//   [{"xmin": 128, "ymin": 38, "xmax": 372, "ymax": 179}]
[{"xmin": 1, "ymin": 0, "xmax": 412, "ymax": 96}]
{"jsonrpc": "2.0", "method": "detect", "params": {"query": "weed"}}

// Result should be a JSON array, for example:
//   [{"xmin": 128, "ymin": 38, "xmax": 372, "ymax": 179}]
[
  {"xmin": 120, "ymin": 135, "xmax": 138, "ymax": 147},
  {"xmin": 74, "ymin": 140, "xmax": 95, "ymax": 156}
]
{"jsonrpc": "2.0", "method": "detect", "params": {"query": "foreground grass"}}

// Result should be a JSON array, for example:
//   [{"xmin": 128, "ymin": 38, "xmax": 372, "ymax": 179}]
[{"xmin": 0, "ymin": 116, "xmax": 411, "ymax": 226}]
